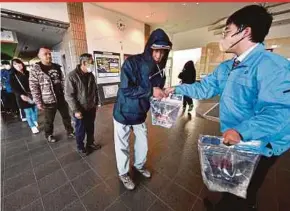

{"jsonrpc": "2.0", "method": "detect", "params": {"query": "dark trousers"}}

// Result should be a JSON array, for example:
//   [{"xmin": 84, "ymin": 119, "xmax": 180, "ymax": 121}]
[
  {"xmin": 1, "ymin": 92, "xmax": 18, "ymax": 113},
  {"xmin": 44, "ymin": 97, "xmax": 73, "ymax": 138},
  {"xmin": 74, "ymin": 108, "xmax": 96, "ymax": 150},
  {"xmin": 246, "ymin": 155, "xmax": 277, "ymax": 205},
  {"xmin": 218, "ymin": 155, "xmax": 278, "ymax": 210},
  {"xmin": 19, "ymin": 109, "xmax": 26, "ymax": 120},
  {"xmin": 183, "ymin": 96, "xmax": 193, "ymax": 108}
]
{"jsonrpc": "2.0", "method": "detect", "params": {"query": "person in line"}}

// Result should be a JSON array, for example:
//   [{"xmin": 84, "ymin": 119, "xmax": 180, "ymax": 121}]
[
  {"xmin": 10, "ymin": 58, "xmax": 39, "ymax": 134},
  {"xmin": 29, "ymin": 47, "xmax": 74, "ymax": 143},
  {"xmin": 166, "ymin": 5, "xmax": 290, "ymax": 211},
  {"xmin": 178, "ymin": 60, "xmax": 196, "ymax": 113},
  {"xmin": 113, "ymin": 28, "xmax": 172, "ymax": 190},
  {"xmin": 1, "ymin": 60, "xmax": 19, "ymax": 117},
  {"xmin": 65, "ymin": 53, "xmax": 101, "ymax": 156}
]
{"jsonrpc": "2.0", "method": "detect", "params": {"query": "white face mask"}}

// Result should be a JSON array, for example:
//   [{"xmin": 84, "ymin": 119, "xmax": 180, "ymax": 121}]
[
  {"xmin": 219, "ymin": 28, "xmax": 246, "ymax": 52},
  {"xmin": 4, "ymin": 65, "xmax": 11, "ymax": 70},
  {"xmin": 86, "ymin": 64, "xmax": 94, "ymax": 73}
]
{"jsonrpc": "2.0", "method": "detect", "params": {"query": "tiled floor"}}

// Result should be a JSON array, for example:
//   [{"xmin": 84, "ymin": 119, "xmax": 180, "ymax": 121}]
[{"xmin": 1, "ymin": 100, "xmax": 290, "ymax": 211}]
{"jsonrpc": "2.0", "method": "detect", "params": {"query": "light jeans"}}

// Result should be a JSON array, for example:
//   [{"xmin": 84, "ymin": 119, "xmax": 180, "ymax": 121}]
[
  {"xmin": 113, "ymin": 119, "xmax": 148, "ymax": 176},
  {"xmin": 24, "ymin": 106, "xmax": 38, "ymax": 128}
]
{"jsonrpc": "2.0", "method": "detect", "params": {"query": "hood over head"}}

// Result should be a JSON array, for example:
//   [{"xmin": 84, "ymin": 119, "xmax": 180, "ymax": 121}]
[
  {"xmin": 143, "ymin": 28, "xmax": 172, "ymax": 70},
  {"xmin": 183, "ymin": 60, "xmax": 195, "ymax": 72}
]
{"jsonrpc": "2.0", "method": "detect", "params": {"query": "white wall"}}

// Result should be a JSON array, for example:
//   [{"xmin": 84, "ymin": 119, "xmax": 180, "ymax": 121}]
[
  {"xmin": 1, "ymin": 3, "xmax": 69, "ymax": 23},
  {"xmin": 172, "ymin": 27, "xmax": 218, "ymax": 51},
  {"xmin": 172, "ymin": 48, "xmax": 202, "ymax": 86},
  {"xmin": 172, "ymin": 24, "xmax": 290, "ymax": 51},
  {"xmin": 83, "ymin": 3, "xmax": 145, "ymax": 84}
]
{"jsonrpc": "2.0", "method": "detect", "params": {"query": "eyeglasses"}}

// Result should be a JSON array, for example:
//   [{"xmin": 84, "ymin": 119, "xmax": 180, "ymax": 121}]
[
  {"xmin": 222, "ymin": 30, "xmax": 231, "ymax": 38},
  {"xmin": 222, "ymin": 25, "xmax": 245, "ymax": 39}
]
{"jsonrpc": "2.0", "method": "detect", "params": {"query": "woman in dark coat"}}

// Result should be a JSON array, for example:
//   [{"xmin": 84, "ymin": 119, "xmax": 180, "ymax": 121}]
[
  {"xmin": 10, "ymin": 58, "xmax": 39, "ymax": 134},
  {"xmin": 178, "ymin": 60, "xmax": 196, "ymax": 112}
]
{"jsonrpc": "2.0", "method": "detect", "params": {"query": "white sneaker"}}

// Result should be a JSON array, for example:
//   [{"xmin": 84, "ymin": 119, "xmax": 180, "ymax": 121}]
[
  {"xmin": 22, "ymin": 118, "xmax": 27, "ymax": 122},
  {"xmin": 136, "ymin": 167, "xmax": 151, "ymax": 178},
  {"xmin": 31, "ymin": 126, "xmax": 39, "ymax": 134},
  {"xmin": 119, "ymin": 174, "xmax": 135, "ymax": 190},
  {"xmin": 34, "ymin": 121, "xmax": 38, "ymax": 127}
]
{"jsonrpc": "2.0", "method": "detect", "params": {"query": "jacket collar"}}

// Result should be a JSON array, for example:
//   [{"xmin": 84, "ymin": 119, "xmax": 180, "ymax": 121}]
[
  {"xmin": 226, "ymin": 43, "xmax": 265, "ymax": 70},
  {"xmin": 240, "ymin": 43, "xmax": 265, "ymax": 66},
  {"xmin": 76, "ymin": 65, "xmax": 88, "ymax": 76},
  {"xmin": 236, "ymin": 43, "xmax": 259, "ymax": 62}
]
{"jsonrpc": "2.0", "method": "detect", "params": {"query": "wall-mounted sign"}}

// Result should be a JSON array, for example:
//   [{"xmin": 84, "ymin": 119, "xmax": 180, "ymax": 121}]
[
  {"xmin": 97, "ymin": 82, "xmax": 120, "ymax": 105},
  {"xmin": 94, "ymin": 51, "xmax": 121, "ymax": 78},
  {"xmin": 1, "ymin": 30, "xmax": 15, "ymax": 43}
]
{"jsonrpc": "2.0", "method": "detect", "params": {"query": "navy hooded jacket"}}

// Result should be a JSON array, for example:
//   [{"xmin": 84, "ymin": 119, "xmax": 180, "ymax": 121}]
[{"xmin": 113, "ymin": 29, "xmax": 172, "ymax": 125}]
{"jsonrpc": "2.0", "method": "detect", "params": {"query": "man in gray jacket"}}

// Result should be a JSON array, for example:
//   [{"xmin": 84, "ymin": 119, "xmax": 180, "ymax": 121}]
[{"xmin": 65, "ymin": 53, "xmax": 101, "ymax": 156}]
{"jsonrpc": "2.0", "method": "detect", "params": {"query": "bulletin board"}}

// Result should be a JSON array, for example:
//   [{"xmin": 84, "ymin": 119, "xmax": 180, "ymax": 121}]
[{"xmin": 94, "ymin": 51, "xmax": 121, "ymax": 78}]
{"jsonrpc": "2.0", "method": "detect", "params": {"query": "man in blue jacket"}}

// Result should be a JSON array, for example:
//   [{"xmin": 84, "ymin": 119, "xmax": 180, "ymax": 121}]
[
  {"xmin": 113, "ymin": 28, "xmax": 172, "ymax": 190},
  {"xmin": 166, "ymin": 5, "xmax": 290, "ymax": 211}
]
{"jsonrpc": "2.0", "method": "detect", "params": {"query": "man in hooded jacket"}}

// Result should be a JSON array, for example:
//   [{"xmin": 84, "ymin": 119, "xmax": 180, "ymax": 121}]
[{"xmin": 113, "ymin": 28, "xmax": 172, "ymax": 190}]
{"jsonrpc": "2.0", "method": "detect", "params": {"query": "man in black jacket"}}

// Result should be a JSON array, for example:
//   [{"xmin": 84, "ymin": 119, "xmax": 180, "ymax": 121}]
[
  {"xmin": 113, "ymin": 28, "xmax": 172, "ymax": 190},
  {"xmin": 65, "ymin": 53, "xmax": 101, "ymax": 156}
]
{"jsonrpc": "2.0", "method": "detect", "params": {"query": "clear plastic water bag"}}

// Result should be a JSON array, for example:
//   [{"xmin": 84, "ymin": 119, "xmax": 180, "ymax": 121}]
[
  {"xmin": 150, "ymin": 94, "xmax": 183, "ymax": 128},
  {"xmin": 198, "ymin": 135, "xmax": 261, "ymax": 198}
]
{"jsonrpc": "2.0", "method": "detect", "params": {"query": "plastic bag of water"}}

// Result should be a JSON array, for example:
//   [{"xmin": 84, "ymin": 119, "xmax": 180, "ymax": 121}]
[
  {"xmin": 150, "ymin": 94, "xmax": 183, "ymax": 128},
  {"xmin": 198, "ymin": 135, "xmax": 261, "ymax": 198}
]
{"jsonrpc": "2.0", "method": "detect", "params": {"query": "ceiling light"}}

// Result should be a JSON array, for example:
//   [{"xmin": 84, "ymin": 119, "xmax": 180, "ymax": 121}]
[
  {"xmin": 196, "ymin": 2, "xmax": 199, "ymax": 5},
  {"xmin": 182, "ymin": 3, "xmax": 187, "ymax": 6}
]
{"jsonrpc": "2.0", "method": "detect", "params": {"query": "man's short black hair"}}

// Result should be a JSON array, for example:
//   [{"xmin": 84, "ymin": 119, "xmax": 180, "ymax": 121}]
[
  {"xmin": 79, "ymin": 53, "xmax": 93, "ymax": 64},
  {"xmin": 38, "ymin": 46, "xmax": 50, "ymax": 54},
  {"xmin": 226, "ymin": 5, "xmax": 273, "ymax": 43},
  {"xmin": 1, "ymin": 60, "xmax": 10, "ymax": 65}
]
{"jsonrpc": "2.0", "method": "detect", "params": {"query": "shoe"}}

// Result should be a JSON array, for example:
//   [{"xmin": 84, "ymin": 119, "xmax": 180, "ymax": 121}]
[
  {"xmin": 22, "ymin": 118, "xmax": 27, "ymax": 122},
  {"xmin": 34, "ymin": 121, "xmax": 38, "ymax": 127},
  {"xmin": 182, "ymin": 107, "xmax": 186, "ymax": 113},
  {"xmin": 77, "ymin": 148, "xmax": 87, "ymax": 157},
  {"xmin": 67, "ymin": 132, "xmax": 75, "ymax": 139},
  {"xmin": 188, "ymin": 105, "xmax": 194, "ymax": 112},
  {"xmin": 87, "ymin": 143, "xmax": 101, "ymax": 151},
  {"xmin": 136, "ymin": 167, "xmax": 151, "ymax": 178},
  {"xmin": 31, "ymin": 126, "xmax": 39, "ymax": 134},
  {"xmin": 47, "ymin": 135, "xmax": 56, "ymax": 143},
  {"xmin": 119, "ymin": 174, "xmax": 135, "ymax": 190}
]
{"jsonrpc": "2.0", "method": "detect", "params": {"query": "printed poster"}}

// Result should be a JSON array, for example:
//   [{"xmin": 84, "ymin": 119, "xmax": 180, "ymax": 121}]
[{"xmin": 94, "ymin": 51, "xmax": 121, "ymax": 78}]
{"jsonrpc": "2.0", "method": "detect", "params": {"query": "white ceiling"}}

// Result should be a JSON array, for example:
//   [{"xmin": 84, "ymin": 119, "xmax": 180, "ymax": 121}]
[{"xmin": 94, "ymin": 2, "xmax": 276, "ymax": 33}]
